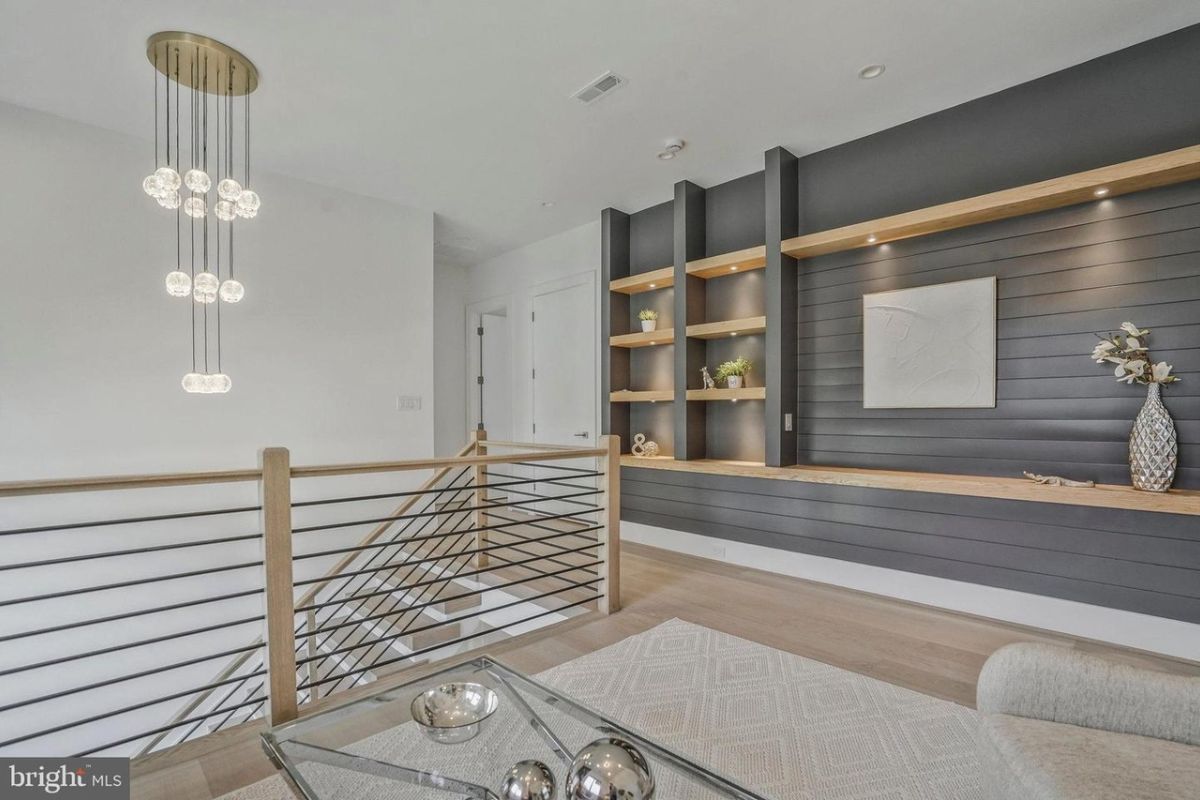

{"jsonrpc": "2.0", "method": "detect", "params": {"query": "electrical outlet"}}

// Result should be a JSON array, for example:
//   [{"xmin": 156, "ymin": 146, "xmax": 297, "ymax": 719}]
[
  {"xmin": 784, "ymin": 412, "xmax": 793, "ymax": 432},
  {"xmin": 396, "ymin": 395, "xmax": 422, "ymax": 411}
]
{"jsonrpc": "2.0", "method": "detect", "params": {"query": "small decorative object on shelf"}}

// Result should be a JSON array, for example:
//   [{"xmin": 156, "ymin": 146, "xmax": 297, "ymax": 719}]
[
  {"xmin": 630, "ymin": 433, "xmax": 660, "ymax": 458},
  {"xmin": 409, "ymin": 682, "xmax": 499, "ymax": 744},
  {"xmin": 1092, "ymin": 322, "xmax": 1181, "ymax": 492},
  {"xmin": 499, "ymin": 760, "xmax": 556, "ymax": 800},
  {"xmin": 638, "ymin": 308, "xmax": 659, "ymax": 332},
  {"xmin": 1022, "ymin": 471, "xmax": 1095, "ymax": 488},
  {"xmin": 566, "ymin": 737, "xmax": 655, "ymax": 800},
  {"xmin": 700, "ymin": 366, "xmax": 716, "ymax": 389},
  {"xmin": 714, "ymin": 357, "xmax": 752, "ymax": 389}
]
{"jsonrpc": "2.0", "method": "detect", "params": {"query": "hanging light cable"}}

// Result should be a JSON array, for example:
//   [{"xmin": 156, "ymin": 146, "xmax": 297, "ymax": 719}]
[{"xmin": 144, "ymin": 32, "xmax": 259, "ymax": 393}]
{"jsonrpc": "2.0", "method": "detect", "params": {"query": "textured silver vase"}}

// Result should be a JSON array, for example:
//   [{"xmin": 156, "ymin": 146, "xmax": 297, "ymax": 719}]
[{"xmin": 1129, "ymin": 382, "xmax": 1177, "ymax": 492}]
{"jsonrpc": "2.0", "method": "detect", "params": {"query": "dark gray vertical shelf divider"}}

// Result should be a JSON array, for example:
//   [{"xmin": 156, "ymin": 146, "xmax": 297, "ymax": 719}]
[
  {"xmin": 674, "ymin": 181, "xmax": 707, "ymax": 460},
  {"xmin": 765, "ymin": 147, "xmax": 799, "ymax": 467},
  {"xmin": 601, "ymin": 207, "xmax": 630, "ymax": 452}
]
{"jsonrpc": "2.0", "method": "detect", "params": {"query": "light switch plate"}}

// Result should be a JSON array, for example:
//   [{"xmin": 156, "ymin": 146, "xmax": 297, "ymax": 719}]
[
  {"xmin": 784, "ymin": 413, "xmax": 793, "ymax": 432},
  {"xmin": 396, "ymin": 395, "xmax": 422, "ymax": 411}
]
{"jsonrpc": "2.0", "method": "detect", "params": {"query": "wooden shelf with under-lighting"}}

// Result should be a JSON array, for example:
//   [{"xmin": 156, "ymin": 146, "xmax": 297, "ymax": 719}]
[
  {"xmin": 685, "ymin": 245, "xmax": 767, "ymax": 278},
  {"xmin": 609, "ymin": 329, "xmax": 674, "ymax": 348},
  {"xmin": 781, "ymin": 143, "xmax": 1200, "ymax": 260},
  {"xmin": 619, "ymin": 457, "xmax": 1200, "ymax": 516},
  {"xmin": 609, "ymin": 389, "xmax": 674, "ymax": 403},
  {"xmin": 686, "ymin": 316, "xmax": 766, "ymax": 340},
  {"xmin": 685, "ymin": 387, "xmax": 766, "ymax": 401},
  {"xmin": 609, "ymin": 266, "xmax": 674, "ymax": 295}
]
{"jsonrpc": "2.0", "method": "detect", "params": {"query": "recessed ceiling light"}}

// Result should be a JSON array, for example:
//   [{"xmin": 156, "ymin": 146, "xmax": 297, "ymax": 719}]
[
  {"xmin": 1094, "ymin": 187, "xmax": 1109, "ymax": 197},
  {"xmin": 541, "ymin": 201, "xmax": 555, "ymax": 208},
  {"xmin": 858, "ymin": 64, "xmax": 886, "ymax": 80},
  {"xmin": 657, "ymin": 138, "xmax": 685, "ymax": 160}
]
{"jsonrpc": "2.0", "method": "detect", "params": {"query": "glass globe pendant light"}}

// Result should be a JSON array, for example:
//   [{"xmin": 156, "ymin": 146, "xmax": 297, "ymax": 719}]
[{"xmin": 145, "ymin": 32, "xmax": 260, "ymax": 394}]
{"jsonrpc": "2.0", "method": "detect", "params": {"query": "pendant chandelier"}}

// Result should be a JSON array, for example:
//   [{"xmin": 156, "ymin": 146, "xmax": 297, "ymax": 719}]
[{"xmin": 142, "ymin": 32, "xmax": 261, "ymax": 394}]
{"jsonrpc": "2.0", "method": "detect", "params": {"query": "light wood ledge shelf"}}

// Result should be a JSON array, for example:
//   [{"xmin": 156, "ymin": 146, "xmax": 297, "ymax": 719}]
[
  {"xmin": 685, "ymin": 387, "xmax": 766, "ymax": 401},
  {"xmin": 686, "ymin": 316, "xmax": 767, "ymax": 339},
  {"xmin": 609, "ymin": 266, "xmax": 674, "ymax": 295},
  {"xmin": 781, "ymin": 143, "xmax": 1200, "ymax": 260},
  {"xmin": 685, "ymin": 245, "xmax": 767, "ymax": 278},
  {"xmin": 619, "ymin": 457, "xmax": 1200, "ymax": 516},
  {"xmin": 609, "ymin": 389, "xmax": 674, "ymax": 403},
  {"xmin": 609, "ymin": 329, "xmax": 674, "ymax": 348}
]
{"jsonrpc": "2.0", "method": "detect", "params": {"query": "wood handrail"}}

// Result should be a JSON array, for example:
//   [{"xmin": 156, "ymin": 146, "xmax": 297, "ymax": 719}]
[
  {"xmin": 288, "ymin": 448, "xmax": 607, "ymax": 478},
  {"xmin": 0, "ymin": 468, "xmax": 262, "ymax": 498},
  {"xmin": 482, "ymin": 440, "xmax": 600, "ymax": 452}
]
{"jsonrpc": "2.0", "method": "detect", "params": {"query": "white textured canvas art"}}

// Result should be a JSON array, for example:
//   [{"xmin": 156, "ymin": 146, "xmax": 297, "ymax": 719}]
[{"xmin": 863, "ymin": 276, "xmax": 996, "ymax": 408}]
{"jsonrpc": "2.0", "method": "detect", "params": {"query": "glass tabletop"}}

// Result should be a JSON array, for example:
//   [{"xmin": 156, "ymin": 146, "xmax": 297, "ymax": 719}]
[{"xmin": 262, "ymin": 655, "xmax": 771, "ymax": 800}]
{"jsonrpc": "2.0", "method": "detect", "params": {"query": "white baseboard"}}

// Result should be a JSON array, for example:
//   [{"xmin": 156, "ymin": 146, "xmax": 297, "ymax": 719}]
[{"xmin": 621, "ymin": 521, "xmax": 1200, "ymax": 662}]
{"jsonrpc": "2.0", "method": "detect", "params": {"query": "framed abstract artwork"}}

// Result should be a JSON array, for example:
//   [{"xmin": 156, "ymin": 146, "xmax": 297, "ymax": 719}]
[{"xmin": 862, "ymin": 276, "xmax": 996, "ymax": 408}]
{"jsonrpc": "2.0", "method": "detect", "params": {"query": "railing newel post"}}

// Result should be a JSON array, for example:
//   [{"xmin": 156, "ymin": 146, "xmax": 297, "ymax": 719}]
[
  {"xmin": 472, "ymin": 428, "xmax": 489, "ymax": 569},
  {"xmin": 599, "ymin": 435, "xmax": 621, "ymax": 614},
  {"xmin": 261, "ymin": 446, "xmax": 299, "ymax": 725}
]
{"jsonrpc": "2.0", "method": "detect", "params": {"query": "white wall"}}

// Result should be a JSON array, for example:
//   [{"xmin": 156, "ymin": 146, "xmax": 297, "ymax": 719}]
[
  {"xmin": 0, "ymin": 101, "xmax": 437, "ymax": 756},
  {"xmin": 434, "ymin": 220, "xmax": 601, "ymax": 454},
  {"xmin": 0, "ymin": 101, "xmax": 436, "ymax": 478}
]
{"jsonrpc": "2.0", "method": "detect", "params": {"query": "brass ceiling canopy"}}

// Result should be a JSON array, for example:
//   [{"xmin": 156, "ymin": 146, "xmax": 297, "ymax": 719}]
[{"xmin": 146, "ymin": 31, "xmax": 259, "ymax": 95}]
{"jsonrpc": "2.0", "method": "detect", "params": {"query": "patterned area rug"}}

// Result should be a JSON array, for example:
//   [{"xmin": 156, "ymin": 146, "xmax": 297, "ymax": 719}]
[{"xmin": 220, "ymin": 619, "xmax": 984, "ymax": 799}]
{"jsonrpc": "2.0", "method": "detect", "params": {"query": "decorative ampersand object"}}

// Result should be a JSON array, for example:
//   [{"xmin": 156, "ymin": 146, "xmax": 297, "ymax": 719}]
[{"xmin": 631, "ymin": 433, "xmax": 647, "ymax": 456}]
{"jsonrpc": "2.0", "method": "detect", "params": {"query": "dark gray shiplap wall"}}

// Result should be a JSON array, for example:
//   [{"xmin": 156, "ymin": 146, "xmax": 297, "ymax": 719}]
[
  {"xmin": 619, "ymin": 23, "xmax": 1200, "ymax": 624},
  {"xmin": 798, "ymin": 181, "xmax": 1200, "ymax": 488}
]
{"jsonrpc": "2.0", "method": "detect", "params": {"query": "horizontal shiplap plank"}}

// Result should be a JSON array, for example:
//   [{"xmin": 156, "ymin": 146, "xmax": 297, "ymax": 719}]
[{"xmin": 795, "ymin": 418, "xmax": 1200, "ymax": 444}]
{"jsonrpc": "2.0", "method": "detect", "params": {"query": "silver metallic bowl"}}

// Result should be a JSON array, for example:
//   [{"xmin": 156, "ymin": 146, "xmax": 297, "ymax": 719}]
[{"xmin": 409, "ymin": 682, "xmax": 499, "ymax": 744}]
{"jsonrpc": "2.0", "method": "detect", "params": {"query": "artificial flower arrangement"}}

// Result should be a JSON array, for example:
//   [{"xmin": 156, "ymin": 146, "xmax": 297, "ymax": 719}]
[{"xmin": 1091, "ymin": 322, "xmax": 1179, "ymax": 385}]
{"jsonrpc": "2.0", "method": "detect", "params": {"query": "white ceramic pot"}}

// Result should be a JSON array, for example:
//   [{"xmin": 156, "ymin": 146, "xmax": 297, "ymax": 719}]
[
  {"xmin": 726, "ymin": 375, "xmax": 743, "ymax": 389},
  {"xmin": 641, "ymin": 319, "xmax": 657, "ymax": 332}
]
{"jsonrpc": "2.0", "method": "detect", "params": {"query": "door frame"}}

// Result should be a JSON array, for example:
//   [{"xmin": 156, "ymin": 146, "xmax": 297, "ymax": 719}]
[
  {"xmin": 464, "ymin": 294, "xmax": 513, "ymax": 439},
  {"xmin": 529, "ymin": 270, "xmax": 599, "ymax": 445}
]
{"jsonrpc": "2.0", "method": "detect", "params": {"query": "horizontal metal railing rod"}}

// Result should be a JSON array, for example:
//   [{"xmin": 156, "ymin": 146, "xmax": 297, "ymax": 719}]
[
  {"xmin": 0, "ymin": 532, "xmax": 263, "ymax": 573},
  {"xmin": 0, "ymin": 504, "xmax": 262, "ymax": 537},
  {"xmin": 296, "ymin": 593, "xmax": 601, "ymax": 690},
  {"xmin": 0, "ymin": 559, "xmax": 264, "ymax": 608},
  {"xmin": 487, "ymin": 481, "xmax": 598, "ymax": 510},
  {"xmin": 482, "ymin": 509, "xmax": 600, "ymax": 544},
  {"xmin": 296, "ymin": 578, "xmax": 603, "ymax": 668},
  {"xmin": 293, "ymin": 525, "xmax": 602, "ymax": 587},
  {"xmin": 72, "ymin": 694, "xmax": 268, "ymax": 758},
  {"xmin": 291, "ymin": 471, "xmax": 602, "ymax": 510},
  {"xmin": 512, "ymin": 460, "xmax": 601, "ymax": 474},
  {"xmin": 295, "ymin": 543, "xmax": 603, "ymax": 614},
  {"xmin": 288, "ymin": 448, "xmax": 606, "ymax": 479},
  {"xmin": 0, "ymin": 612, "xmax": 265, "ymax": 677},
  {"xmin": 290, "ymin": 489, "xmax": 602, "ymax": 537},
  {"xmin": 0, "ymin": 664, "xmax": 268, "ymax": 750},
  {"xmin": 0, "ymin": 587, "xmax": 264, "ymax": 644},
  {"xmin": 484, "ymin": 470, "xmax": 600, "ymax": 495},
  {"xmin": 302, "ymin": 559, "xmax": 605, "ymax": 639},
  {"xmin": 483, "ymin": 440, "xmax": 601, "ymax": 452},
  {"xmin": 482, "ymin": 533, "xmax": 601, "ymax": 583}
]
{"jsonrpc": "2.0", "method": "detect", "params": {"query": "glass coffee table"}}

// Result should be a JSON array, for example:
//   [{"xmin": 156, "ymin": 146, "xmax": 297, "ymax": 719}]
[{"xmin": 262, "ymin": 655, "xmax": 771, "ymax": 799}]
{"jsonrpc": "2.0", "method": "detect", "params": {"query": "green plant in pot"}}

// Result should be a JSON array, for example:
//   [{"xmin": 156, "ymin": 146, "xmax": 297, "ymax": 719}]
[
  {"xmin": 714, "ymin": 357, "xmax": 752, "ymax": 389},
  {"xmin": 638, "ymin": 308, "xmax": 659, "ymax": 332}
]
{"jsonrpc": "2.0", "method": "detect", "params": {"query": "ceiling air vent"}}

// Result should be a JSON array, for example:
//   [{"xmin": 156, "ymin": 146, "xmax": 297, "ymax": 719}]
[{"xmin": 572, "ymin": 71, "xmax": 625, "ymax": 104}]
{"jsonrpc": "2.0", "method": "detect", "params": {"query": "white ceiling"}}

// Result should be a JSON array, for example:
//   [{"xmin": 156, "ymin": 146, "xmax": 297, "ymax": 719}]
[{"xmin": 2, "ymin": 1, "xmax": 1197, "ymax": 266}]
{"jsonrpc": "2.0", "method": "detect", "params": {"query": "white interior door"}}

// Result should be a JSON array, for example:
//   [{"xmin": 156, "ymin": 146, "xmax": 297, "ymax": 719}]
[
  {"xmin": 532, "ymin": 278, "xmax": 595, "ymax": 446},
  {"xmin": 531, "ymin": 276, "xmax": 597, "ymax": 521},
  {"xmin": 479, "ymin": 312, "xmax": 512, "ymax": 440}
]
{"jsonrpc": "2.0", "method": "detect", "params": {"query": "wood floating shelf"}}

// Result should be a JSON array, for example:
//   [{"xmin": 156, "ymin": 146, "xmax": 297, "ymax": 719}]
[
  {"xmin": 609, "ymin": 329, "xmax": 674, "ymax": 349},
  {"xmin": 781, "ymin": 143, "xmax": 1200, "ymax": 259},
  {"xmin": 609, "ymin": 389, "xmax": 674, "ymax": 403},
  {"xmin": 619, "ymin": 457, "xmax": 1200, "ymax": 516},
  {"xmin": 686, "ymin": 316, "xmax": 767, "ymax": 340},
  {"xmin": 685, "ymin": 245, "xmax": 767, "ymax": 279},
  {"xmin": 609, "ymin": 266, "xmax": 674, "ymax": 295},
  {"xmin": 685, "ymin": 387, "xmax": 766, "ymax": 402}
]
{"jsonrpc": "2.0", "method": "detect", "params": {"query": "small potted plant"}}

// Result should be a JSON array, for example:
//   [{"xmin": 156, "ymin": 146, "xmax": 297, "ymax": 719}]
[
  {"xmin": 638, "ymin": 309, "xmax": 659, "ymax": 332},
  {"xmin": 715, "ymin": 357, "xmax": 752, "ymax": 389}
]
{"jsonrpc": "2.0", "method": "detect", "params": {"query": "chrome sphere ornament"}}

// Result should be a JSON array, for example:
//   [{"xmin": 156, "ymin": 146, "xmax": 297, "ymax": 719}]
[
  {"xmin": 410, "ymin": 682, "xmax": 499, "ymax": 744},
  {"xmin": 498, "ymin": 760, "xmax": 556, "ymax": 800},
  {"xmin": 566, "ymin": 737, "xmax": 655, "ymax": 800}
]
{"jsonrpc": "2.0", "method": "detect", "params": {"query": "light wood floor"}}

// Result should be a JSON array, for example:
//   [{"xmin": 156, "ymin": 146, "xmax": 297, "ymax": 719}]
[{"xmin": 131, "ymin": 541, "xmax": 1199, "ymax": 800}]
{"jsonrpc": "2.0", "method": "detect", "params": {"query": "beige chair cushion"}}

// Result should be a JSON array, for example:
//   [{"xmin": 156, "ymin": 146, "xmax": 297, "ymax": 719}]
[{"xmin": 979, "ymin": 713, "xmax": 1200, "ymax": 800}]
